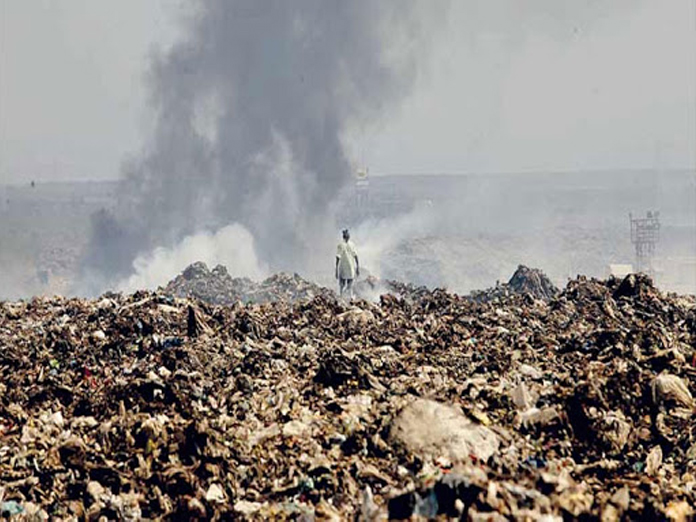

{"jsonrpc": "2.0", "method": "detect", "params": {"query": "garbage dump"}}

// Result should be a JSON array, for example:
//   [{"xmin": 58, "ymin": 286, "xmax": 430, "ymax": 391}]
[
  {"xmin": 165, "ymin": 262, "xmax": 557, "ymax": 307},
  {"xmin": 1, "ymin": 272, "xmax": 695, "ymax": 519},
  {"xmin": 469, "ymin": 264, "xmax": 560, "ymax": 303},
  {"xmin": 163, "ymin": 262, "xmax": 333, "ymax": 305}
]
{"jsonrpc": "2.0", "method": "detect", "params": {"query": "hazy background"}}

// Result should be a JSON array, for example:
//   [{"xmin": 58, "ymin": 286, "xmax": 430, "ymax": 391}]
[
  {"xmin": 2, "ymin": 0, "xmax": 694, "ymax": 183},
  {"xmin": 1, "ymin": 1, "xmax": 695, "ymax": 299}
]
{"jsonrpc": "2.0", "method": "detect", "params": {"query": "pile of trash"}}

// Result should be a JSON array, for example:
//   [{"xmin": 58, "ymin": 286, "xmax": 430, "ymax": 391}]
[
  {"xmin": 507, "ymin": 264, "xmax": 558, "ymax": 299},
  {"xmin": 1, "ymin": 272, "xmax": 695, "ymax": 519},
  {"xmin": 470, "ymin": 264, "xmax": 560, "ymax": 303},
  {"xmin": 353, "ymin": 276, "xmax": 432, "ymax": 304},
  {"xmin": 163, "ymin": 262, "xmax": 332, "ymax": 305},
  {"xmin": 163, "ymin": 262, "xmax": 559, "ymax": 307}
]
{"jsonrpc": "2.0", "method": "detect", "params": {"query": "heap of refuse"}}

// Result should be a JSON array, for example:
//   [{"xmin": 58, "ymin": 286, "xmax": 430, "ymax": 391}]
[
  {"xmin": 163, "ymin": 262, "xmax": 333, "ymax": 305},
  {"xmin": 163, "ymin": 262, "xmax": 559, "ymax": 307},
  {"xmin": 470, "ymin": 264, "xmax": 560, "ymax": 303},
  {"xmin": 353, "ymin": 276, "xmax": 433, "ymax": 304},
  {"xmin": 1, "ymin": 272, "xmax": 695, "ymax": 519}
]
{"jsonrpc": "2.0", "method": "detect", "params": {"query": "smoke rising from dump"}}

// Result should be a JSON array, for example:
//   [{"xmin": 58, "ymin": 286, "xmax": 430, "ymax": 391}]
[
  {"xmin": 81, "ymin": 0, "xmax": 442, "ymax": 293},
  {"xmin": 116, "ymin": 224, "xmax": 266, "ymax": 293}
]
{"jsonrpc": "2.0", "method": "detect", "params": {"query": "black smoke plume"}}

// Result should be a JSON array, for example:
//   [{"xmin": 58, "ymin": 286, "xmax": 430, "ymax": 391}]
[{"xmin": 81, "ymin": 0, "xmax": 442, "ymax": 292}]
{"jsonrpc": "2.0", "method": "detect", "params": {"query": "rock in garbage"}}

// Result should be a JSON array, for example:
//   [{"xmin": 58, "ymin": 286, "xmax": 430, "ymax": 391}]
[
  {"xmin": 651, "ymin": 373, "xmax": 694, "ymax": 409},
  {"xmin": 389, "ymin": 399, "xmax": 499, "ymax": 462}
]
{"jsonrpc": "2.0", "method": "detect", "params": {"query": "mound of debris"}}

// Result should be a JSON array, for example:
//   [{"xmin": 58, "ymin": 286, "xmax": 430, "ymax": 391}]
[
  {"xmin": 163, "ymin": 262, "xmax": 332, "ymax": 305},
  {"xmin": 1, "ymin": 273, "xmax": 695, "ymax": 519},
  {"xmin": 353, "ymin": 276, "xmax": 433, "ymax": 304},
  {"xmin": 470, "ymin": 264, "xmax": 559, "ymax": 303},
  {"xmin": 508, "ymin": 264, "xmax": 559, "ymax": 298}
]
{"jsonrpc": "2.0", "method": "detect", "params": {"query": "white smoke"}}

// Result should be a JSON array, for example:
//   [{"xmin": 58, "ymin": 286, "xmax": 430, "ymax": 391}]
[
  {"xmin": 116, "ymin": 223, "xmax": 266, "ymax": 293},
  {"xmin": 351, "ymin": 202, "xmax": 436, "ymax": 279}
]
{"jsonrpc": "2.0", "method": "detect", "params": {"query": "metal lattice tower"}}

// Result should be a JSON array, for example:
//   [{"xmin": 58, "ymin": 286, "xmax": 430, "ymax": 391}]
[
  {"xmin": 355, "ymin": 167, "xmax": 369, "ymax": 210},
  {"xmin": 630, "ymin": 211, "xmax": 660, "ymax": 275}
]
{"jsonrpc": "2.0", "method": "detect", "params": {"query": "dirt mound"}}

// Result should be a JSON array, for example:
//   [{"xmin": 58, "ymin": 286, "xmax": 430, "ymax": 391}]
[{"xmin": 1, "ymin": 273, "xmax": 695, "ymax": 519}]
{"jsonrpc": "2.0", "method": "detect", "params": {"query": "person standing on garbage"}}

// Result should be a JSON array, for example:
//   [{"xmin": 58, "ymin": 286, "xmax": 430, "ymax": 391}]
[{"xmin": 336, "ymin": 229, "xmax": 359, "ymax": 298}]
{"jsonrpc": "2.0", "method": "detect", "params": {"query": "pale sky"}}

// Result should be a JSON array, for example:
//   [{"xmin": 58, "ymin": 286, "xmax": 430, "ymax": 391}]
[
  {"xmin": 0, "ymin": 0, "xmax": 182, "ymax": 183},
  {"xmin": 360, "ymin": 0, "xmax": 696, "ymax": 175},
  {"xmin": 1, "ymin": 0, "xmax": 694, "ymax": 184}
]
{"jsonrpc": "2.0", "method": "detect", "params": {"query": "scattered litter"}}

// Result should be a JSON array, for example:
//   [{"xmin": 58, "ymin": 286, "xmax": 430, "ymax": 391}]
[{"xmin": 0, "ymin": 269, "xmax": 694, "ymax": 518}]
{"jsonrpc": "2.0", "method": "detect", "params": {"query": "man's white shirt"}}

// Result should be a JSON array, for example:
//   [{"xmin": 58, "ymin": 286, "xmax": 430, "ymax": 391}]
[{"xmin": 336, "ymin": 240, "xmax": 358, "ymax": 279}]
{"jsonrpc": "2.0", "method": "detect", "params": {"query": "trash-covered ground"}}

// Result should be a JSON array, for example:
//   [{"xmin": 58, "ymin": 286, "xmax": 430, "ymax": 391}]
[
  {"xmin": 163, "ymin": 261, "xmax": 558, "ymax": 308},
  {"xmin": 468, "ymin": 265, "xmax": 559, "ymax": 303},
  {"xmin": 1, "ymin": 271, "xmax": 695, "ymax": 520},
  {"xmin": 163, "ymin": 262, "xmax": 333, "ymax": 305}
]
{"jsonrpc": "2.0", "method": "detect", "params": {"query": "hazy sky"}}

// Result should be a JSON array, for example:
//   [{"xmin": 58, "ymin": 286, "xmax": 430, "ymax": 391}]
[
  {"xmin": 0, "ymin": 0, "xmax": 182, "ymax": 183},
  {"xmin": 1, "ymin": 0, "xmax": 694, "ymax": 184}
]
